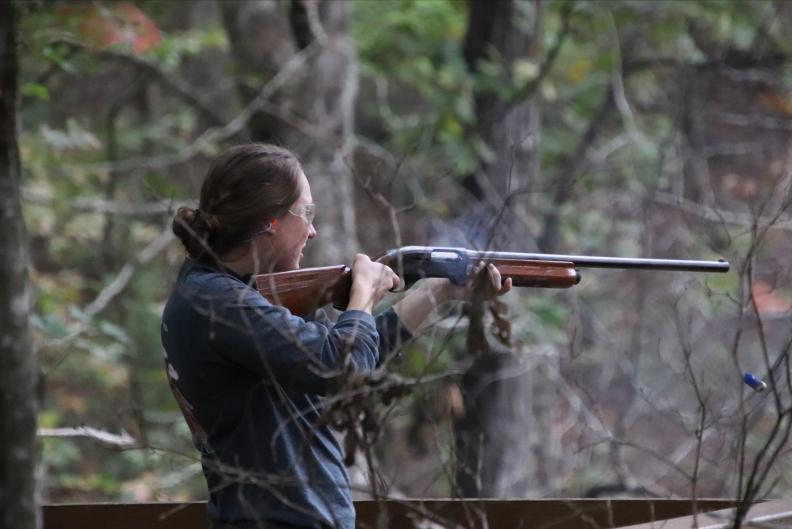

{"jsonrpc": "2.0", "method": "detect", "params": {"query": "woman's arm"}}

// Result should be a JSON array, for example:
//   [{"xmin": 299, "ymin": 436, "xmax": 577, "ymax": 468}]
[
  {"xmin": 203, "ymin": 254, "xmax": 396, "ymax": 392},
  {"xmin": 206, "ymin": 282, "xmax": 381, "ymax": 395},
  {"xmin": 393, "ymin": 263, "xmax": 512, "ymax": 336}
]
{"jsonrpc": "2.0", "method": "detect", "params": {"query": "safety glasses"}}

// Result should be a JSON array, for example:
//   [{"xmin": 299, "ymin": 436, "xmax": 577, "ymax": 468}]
[{"xmin": 288, "ymin": 203, "xmax": 316, "ymax": 225}]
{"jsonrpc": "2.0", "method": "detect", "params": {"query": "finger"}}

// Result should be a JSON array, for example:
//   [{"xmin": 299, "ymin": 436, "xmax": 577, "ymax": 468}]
[
  {"xmin": 380, "ymin": 266, "xmax": 399, "ymax": 291},
  {"xmin": 386, "ymin": 268, "xmax": 399, "ymax": 289},
  {"xmin": 500, "ymin": 277, "xmax": 513, "ymax": 294},
  {"xmin": 353, "ymin": 253, "xmax": 371, "ymax": 269},
  {"xmin": 487, "ymin": 263, "xmax": 502, "ymax": 290}
]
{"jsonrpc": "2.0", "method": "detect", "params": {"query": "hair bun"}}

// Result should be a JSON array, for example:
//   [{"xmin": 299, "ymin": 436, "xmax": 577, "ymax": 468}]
[
  {"xmin": 193, "ymin": 208, "xmax": 220, "ymax": 233},
  {"xmin": 175, "ymin": 206, "xmax": 197, "ymax": 225},
  {"xmin": 172, "ymin": 206, "xmax": 213, "ymax": 258}
]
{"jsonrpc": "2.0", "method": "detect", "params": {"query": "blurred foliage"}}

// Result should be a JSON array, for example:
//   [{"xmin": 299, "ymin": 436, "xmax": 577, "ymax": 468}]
[
  {"xmin": 354, "ymin": 0, "xmax": 480, "ymax": 173},
  {"xmin": 14, "ymin": 0, "xmax": 792, "ymax": 503}
]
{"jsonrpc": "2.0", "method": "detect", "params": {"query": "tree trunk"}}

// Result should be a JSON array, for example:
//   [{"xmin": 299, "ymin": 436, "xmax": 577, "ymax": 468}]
[
  {"xmin": 219, "ymin": 0, "xmax": 359, "ymax": 263},
  {"xmin": 0, "ymin": 2, "xmax": 40, "ymax": 528},
  {"xmin": 463, "ymin": 0, "xmax": 539, "ymax": 211},
  {"xmin": 453, "ymin": 0, "xmax": 541, "ymax": 498},
  {"xmin": 454, "ymin": 351, "xmax": 538, "ymax": 497}
]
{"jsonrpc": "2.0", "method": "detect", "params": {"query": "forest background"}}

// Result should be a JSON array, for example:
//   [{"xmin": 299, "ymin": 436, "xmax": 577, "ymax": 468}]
[{"xmin": 2, "ymin": 0, "xmax": 792, "ymax": 518}]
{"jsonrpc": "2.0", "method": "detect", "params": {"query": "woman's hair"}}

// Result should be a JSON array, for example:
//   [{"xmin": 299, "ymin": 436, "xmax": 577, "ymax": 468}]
[{"xmin": 172, "ymin": 143, "xmax": 303, "ymax": 259}]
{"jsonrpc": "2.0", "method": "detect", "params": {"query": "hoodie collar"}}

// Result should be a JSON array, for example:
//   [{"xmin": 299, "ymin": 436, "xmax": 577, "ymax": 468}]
[{"xmin": 187, "ymin": 256, "xmax": 254, "ymax": 286}]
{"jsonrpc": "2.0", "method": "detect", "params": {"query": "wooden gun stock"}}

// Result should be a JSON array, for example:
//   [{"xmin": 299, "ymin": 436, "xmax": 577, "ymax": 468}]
[{"xmin": 255, "ymin": 265, "xmax": 352, "ymax": 316}]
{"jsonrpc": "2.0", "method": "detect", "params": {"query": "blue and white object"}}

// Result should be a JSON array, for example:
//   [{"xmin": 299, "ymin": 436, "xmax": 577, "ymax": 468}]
[{"xmin": 744, "ymin": 372, "xmax": 768, "ymax": 392}]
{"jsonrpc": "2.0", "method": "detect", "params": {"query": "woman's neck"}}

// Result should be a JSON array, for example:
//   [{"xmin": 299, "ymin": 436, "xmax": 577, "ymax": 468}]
[{"xmin": 220, "ymin": 246, "xmax": 276, "ymax": 277}]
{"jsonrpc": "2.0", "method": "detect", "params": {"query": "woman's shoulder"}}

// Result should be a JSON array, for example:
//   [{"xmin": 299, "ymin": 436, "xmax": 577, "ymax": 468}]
[{"xmin": 174, "ymin": 258, "xmax": 260, "ymax": 303}]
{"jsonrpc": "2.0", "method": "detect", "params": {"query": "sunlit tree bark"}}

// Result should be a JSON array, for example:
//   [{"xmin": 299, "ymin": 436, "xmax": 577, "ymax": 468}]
[{"xmin": 0, "ymin": 1, "xmax": 39, "ymax": 528}]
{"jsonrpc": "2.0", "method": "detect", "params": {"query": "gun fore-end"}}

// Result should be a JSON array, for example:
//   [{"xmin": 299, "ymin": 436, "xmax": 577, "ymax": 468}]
[
  {"xmin": 490, "ymin": 259, "xmax": 580, "ymax": 288},
  {"xmin": 255, "ymin": 265, "xmax": 353, "ymax": 316}
]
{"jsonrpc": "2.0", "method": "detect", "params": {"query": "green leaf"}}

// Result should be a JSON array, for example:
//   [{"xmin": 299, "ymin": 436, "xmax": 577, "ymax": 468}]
[
  {"xmin": 42, "ymin": 44, "xmax": 79, "ymax": 74},
  {"xmin": 21, "ymin": 82, "xmax": 50, "ymax": 101}
]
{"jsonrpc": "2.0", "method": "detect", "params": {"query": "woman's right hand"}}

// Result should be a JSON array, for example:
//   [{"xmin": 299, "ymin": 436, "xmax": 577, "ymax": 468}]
[{"xmin": 347, "ymin": 253, "xmax": 400, "ymax": 313}]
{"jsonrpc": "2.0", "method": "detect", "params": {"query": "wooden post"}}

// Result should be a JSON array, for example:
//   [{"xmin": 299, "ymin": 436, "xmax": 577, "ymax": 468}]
[{"xmin": 42, "ymin": 499, "xmax": 742, "ymax": 529}]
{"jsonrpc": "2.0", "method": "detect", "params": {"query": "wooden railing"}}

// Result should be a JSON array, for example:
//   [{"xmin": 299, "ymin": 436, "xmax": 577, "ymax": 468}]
[{"xmin": 43, "ymin": 498, "xmax": 740, "ymax": 529}]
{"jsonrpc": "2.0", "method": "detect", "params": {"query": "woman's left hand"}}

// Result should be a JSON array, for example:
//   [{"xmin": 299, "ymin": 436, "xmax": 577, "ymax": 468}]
[
  {"xmin": 430, "ymin": 262, "xmax": 513, "ymax": 303},
  {"xmin": 393, "ymin": 263, "xmax": 512, "ymax": 336}
]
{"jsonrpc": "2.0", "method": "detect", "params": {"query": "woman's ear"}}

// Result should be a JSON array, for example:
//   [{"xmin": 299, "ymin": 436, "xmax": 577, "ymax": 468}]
[{"xmin": 263, "ymin": 218, "xmax": 278, "ymax": 235}]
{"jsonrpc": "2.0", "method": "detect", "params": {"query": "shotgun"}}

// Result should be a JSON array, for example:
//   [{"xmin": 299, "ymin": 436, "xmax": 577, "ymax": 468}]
[{"xmin": 254, "ymin": 246, "xmax": 731, "ymax": 316}]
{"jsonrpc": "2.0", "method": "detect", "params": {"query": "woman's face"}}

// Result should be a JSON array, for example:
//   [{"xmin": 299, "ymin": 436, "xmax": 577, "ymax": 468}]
[{"xmin": 266, "ymin": 170, "xmax": 317, "ymax": 272}]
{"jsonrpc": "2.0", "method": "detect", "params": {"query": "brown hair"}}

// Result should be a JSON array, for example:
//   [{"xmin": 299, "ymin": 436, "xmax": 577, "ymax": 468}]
[{"xmin": 172, "ymin": 143, "xmax": 303, "ymax": 259}]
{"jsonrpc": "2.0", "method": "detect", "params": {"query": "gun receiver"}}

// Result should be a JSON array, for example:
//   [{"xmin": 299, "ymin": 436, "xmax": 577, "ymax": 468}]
[{"xmin": 254, "ymin": 246, "xmax": 730, "ymax": 316}]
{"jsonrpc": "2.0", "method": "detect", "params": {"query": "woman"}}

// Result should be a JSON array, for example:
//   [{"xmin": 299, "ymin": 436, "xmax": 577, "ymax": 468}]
[{"xmin": 162, "ymin": 143, "xmax": 510, "ymax": 529}]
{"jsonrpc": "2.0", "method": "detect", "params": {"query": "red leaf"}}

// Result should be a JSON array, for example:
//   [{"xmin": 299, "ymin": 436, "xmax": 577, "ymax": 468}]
[
  {"xmin": 71, "ymin": 2, "xmax": 161, "ymax": 53},
  {"xmin": 752, "ymin": 281, "xmax": 791, "ymax": 315}
]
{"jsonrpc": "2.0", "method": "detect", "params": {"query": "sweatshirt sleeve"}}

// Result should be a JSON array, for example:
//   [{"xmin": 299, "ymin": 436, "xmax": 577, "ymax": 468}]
[
  {"xmin": 202, "ymin": 280, "xmax": 380, "ymax": 395},
  {"xmin": 374, "ymin": 307, "xmax": 413, "ymax": 365},
  {"xmin": 308, "ymin": 307, "xmax": 412, "ymax": 365}
]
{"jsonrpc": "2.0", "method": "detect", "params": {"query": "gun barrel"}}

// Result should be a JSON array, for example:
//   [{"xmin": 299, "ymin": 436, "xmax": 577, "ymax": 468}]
[
  {"xmin": 469, "ymin": 250, "xmax": 730, "ymax": 273},
  {"xmin": 385, "ymin": 247, "xmax": 731, "ymax": 274}
]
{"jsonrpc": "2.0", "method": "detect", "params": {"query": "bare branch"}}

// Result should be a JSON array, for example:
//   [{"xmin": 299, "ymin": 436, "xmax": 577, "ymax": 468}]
[
  {"xmin": 650, "ymin": 190, "xmax": 792, "ymax": 232},
  {"xmin": 22, "ymin": 187, "xmax": 191, "ymax": 216},
  {"xmin": 37, "ymin": 225, "xmax": 175, "ymax": 359},
  {"xmin": 38, "ymin": 426, "xmax": 137, "ymax": 450},
  {"xmin": 62, "ymin": 40, "xmax": 321, "ymax": 175},
  {"xmin": 48, "ymin": 38, "xmax": 228, "ymax": 129}
]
